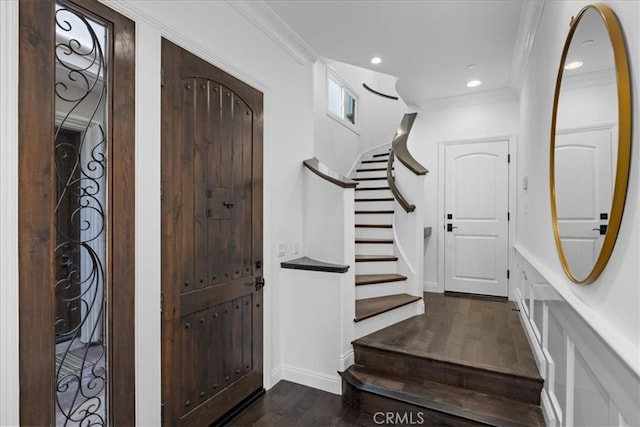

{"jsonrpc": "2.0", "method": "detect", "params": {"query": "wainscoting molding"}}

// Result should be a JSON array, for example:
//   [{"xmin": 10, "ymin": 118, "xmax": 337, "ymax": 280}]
[{"xmin": 513, "ymin": 246, "xmax": 639, "ymax": 426}]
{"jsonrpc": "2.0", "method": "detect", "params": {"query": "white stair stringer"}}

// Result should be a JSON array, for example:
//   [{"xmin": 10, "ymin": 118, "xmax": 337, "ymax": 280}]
[
  {"xmin": 354, "ymin": 300, "xmax": 423, "ymax": 340},
  {"xmin": 351, "ymin": 146, "xmax": 423, "ymax": 326}
]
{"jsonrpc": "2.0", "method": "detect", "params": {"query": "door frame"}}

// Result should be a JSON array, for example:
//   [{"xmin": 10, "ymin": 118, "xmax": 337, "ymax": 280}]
[
  {"xmin": 18, "ymin": 0, "xmax": 135, "ymax": 424},
  {"xmin": 437, "ymin": 135, "xmax": 517, "ymax": 299}
]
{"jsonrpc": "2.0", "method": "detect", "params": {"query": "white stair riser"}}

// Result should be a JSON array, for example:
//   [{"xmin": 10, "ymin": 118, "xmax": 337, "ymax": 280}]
[
  {"xmin": 354, "ymin": 189, "xmax": 393, "ymax": 199},
  {"xmin": 355, "ymin": 260, "xmax": 397, "ymax": 275},
  {"xmin": 354, "ymin": 213, "xmax": 393, "ymax": 225},
  {"xmin": 355, "ymin": 179, "xmax": 388, "ymax": 189},
  {"xmin": 355, "ymin": 200, "xmax": 394, "ymax": 211},
  {"xmin": 356, "ymin": 281, "xmax": 407, "ymax": 300},
  {"xmin": 355, "ymin": 227, "xmax": 393, "ymax": 239},
  {"xmin": 356, "ymin": 170, "xmax": 388, "ymax": 179},
  {"xmin": 354, "ymin": 300, "xmax": 421, "ymax": 339},
  {"xmin": 355, "ymin": 243, "xmax": 394, "ymax": 256}
]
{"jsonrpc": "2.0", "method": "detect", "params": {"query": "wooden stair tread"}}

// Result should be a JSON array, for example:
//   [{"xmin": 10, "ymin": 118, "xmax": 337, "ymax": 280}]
[
  {"xmin": 355, "ymin": 274, "xmax": 407, "ymax": 286},
  {"xmin": 355, "ymin": 210, "xmax": 394, "ymax": 214},
  {"xmin": 355, "ymin": 255, "xmax": 398, "ymax": 262},
  {"xmin": 341, "ymin": 367, "xmax": 544, "ymax": 427},
  {"xmin": 355, "ymin": 224, "xmax": 392, "ymax": 228},
  {"xmin": 355, "ymin": 294, "xmax": 421, "ymax": 322},
  {"xmin": 355, "ymin": 238, "xmax": 393, "ymax": 244},
  {"xmin": 362, "ymin": 159, "xmax": 387, "ymax": 164},
  {"xmin": 353, "ymin": 177, "xmax": 387, "ymax": 181},
  {"xmin": 356, "ymin": 167, "xmax": 388, "ymax": 172},
  {"xmin": 355, "ymin": 186, "xmax": 390, "ymax": 191},
  {"xmin": 355, "ymin": 198, "xmax": 394, "ymax": 202},
  {"xmin": 372, "ymin": 152, "xmax": 390, "ymax": 158}
]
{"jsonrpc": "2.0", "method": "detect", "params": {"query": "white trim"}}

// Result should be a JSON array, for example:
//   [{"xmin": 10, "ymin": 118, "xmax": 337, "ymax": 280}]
[
  {"xmin": 508, "ymin": 0, "xmax": 546, "ymax": 92},
  {"xmin": 338, "ymin": 349, "xmax": 354, "ymax": 372},
  {"xmin": 422, "ymin": 281, "xmax": 440, "ymax": 293},
  {"xmin": 438, "ymin": 135, "xmax": 516, "ymax": 298},
  {"xmin": 269, "ymin": 365, "xmax": 282, "ymax": 390},
  {"xmin": 225, "ymin": 0, "xmax": 318, "ymax": 65},
  {"xmin": 416, "ymin": 87, "xmax": 518, "ymax": 112},
  {"xmin": 541, "ymin": 389, "xmax": 557, "ymax": 427},
  {"xmin": 513, "ymin": 243, "xmax": 640, "ymax": 376},
  {"xmin": 327, "ymin": 66, "xmax": 359, "ymax": 134},
  {"xmin": 0, "ymin": 1, "xmax": 20, "ymax": 424},
  {"xmin": 100, "ymin": 1, "xmax": 269, "ymax": 94},
  {"xmin": 279, "ymin": 364, "xmax": 341, "ymax": 395},
  {"xmin": 516, "ymin": 296, "xmax": 546, "ymax": 377}
]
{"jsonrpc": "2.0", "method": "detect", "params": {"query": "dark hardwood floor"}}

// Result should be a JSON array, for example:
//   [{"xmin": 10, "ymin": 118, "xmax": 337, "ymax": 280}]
[
  {"xmin": 229, "ymin": 293, "xmax": 543, "ymax": 426},
  {"xmin": 228, "ymin": 380, "xmax": 375, "ymax": 426},
  {"xmin": 355, "ymin": 292, "xmax": 539, "ymax": 379}
]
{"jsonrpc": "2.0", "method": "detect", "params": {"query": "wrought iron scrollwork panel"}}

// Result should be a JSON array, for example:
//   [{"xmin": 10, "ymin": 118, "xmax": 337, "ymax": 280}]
[{"xmin": 54, "ymin": 2, "xmax": 109, "ymax": 426}]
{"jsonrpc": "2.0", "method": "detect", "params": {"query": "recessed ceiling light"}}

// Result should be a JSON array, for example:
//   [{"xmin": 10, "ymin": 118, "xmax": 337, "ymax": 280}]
[
  {"xmin": 582, "ymin": 39, "xmax": 594, "ymax": 46},
  {"xmin": 466, "ymin": 64, "xmax": 477, "ymax": 70},
  {"xmin": 565, "ymin": 60, "xmax": 584, "ymax": 70},
  {"xmin": 466, "ymin": 80, "xmax": 482, "ymax": 88},
  {"xmin": 370, "ymin": 57, "xmax": 382, "ymax": 64}
]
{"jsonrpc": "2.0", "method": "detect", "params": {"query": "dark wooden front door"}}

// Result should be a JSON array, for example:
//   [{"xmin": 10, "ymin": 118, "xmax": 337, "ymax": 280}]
[{"xmin": 161, "ymin": 39, "xmax": 264, "ymax": 426}]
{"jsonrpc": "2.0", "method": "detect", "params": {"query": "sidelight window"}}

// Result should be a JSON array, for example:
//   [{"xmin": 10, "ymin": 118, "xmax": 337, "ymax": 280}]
[{"xmin": 327, "ymin": 68, "xmax": 358, "ymax": 130}]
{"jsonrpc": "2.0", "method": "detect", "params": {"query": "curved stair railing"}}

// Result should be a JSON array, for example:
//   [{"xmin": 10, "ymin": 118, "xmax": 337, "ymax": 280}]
[{"xmin": 386, "ymin": 113, "xmax": 428, "ymax": 213}]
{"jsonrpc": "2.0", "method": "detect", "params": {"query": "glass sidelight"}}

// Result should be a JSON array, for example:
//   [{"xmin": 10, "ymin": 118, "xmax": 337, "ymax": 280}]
[{"xmin": 54, "ymin": 2, "xmax": 109, "ymax": 424}]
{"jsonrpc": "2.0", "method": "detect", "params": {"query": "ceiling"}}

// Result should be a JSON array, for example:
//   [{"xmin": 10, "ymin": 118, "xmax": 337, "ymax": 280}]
[{"xmin": 264, "ymin": 0, "xmax": 525, "ymax": 107}]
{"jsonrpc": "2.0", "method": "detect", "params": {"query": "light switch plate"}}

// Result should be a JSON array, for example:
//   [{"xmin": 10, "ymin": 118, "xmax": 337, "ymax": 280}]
[{"xmin": 277, "ymin": 243, "xmax": 286, "ymax": 257}]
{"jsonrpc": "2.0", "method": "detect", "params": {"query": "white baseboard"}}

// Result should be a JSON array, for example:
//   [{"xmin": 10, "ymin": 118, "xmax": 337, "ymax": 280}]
[
  {"xmin": 541, "ymin": 389, "xmax": 557, "ymax": 427},
  {"xmin": 423, "ymin": 281, "xmax": 440, "ymax": 293},
  {"xmin": 268, "ymin": 365, "xmax": 282, "ymax": 390},
  {"xmin": 280, "ymin": 364, "xmax": 341, "ymax": 395},
  {"xmin": 516, "ymin": 297, "xmax": 546, "ymax": 377},
  {"xmin": 338, "ymin": 349, "xmax": 354, "ymax": 371}
]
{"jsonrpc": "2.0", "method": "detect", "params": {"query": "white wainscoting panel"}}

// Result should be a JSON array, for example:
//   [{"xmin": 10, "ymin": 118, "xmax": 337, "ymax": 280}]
[{"xmin": 513, "ymin": 248, "xmax": 639, "ymax": 426}]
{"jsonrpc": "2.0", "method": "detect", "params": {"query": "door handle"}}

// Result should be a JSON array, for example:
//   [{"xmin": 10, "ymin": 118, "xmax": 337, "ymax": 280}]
[
  {"xmin": 255, "ymin": 276, "xmax": 265, "ymax": 291},
  {"xmin": 593, "ymin": 225, "xmax": 607, "ymax": 235},
  {"xmin": 447, "ymin": 224, "xmax": 458, "ymax": 232}
]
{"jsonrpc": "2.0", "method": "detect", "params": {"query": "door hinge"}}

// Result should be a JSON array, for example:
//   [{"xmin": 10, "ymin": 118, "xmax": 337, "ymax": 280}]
[
  {"xmin": 160, "ymin": 179, "xmax": 164, "ymax": 201},
  {"xmin": 161, "ymin": 403, "xmax": 165, "ymax": 425},
  {"xmin": 160, "ymin": 291, "xmax": 164, "ymax": 313},
  {"xmin": 206, "ymin": 208, "xmax": 212, "ymax": 218},
  {"xmin": 507, "ymin": 269, "xmax": 510, "ymax": 279},
  {"xmin": 508, "ymin": 211, "xmax": 510, "ymax": 221},
  {"xmin": 507, "ymin": 154, "xmax": 511, "ymax": 163},
  {"xmin": 161, "ymin": 66, "xmax": 165, "ymax": 87}
]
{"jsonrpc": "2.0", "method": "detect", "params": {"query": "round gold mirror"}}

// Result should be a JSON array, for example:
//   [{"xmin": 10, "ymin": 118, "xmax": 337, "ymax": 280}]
[{"xmin": 550, "ymin": 4, "xmax": 631, "ymax": 284}]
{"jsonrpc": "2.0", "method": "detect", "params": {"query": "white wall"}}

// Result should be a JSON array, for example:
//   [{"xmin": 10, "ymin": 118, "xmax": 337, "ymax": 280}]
[
  {"xmin": 313, "ymin": 59, "xmax": 407, "ymax": 175},
  {"xmin": 0, "ymin": 1, "xmax": 315, "ymax": 424},
  {"xmin": 517, "ymin": 0, "xmax": 640, "ymax": 378},
  {"xmin": 408, "ymin": 99, "xmax": 519, "ymax": 291}
]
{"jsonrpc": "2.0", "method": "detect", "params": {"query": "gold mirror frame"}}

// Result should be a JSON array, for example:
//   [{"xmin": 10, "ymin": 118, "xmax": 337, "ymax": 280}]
[{"xmin": 550, "ymin": 3, "xmax": 632, "ymax": 284}]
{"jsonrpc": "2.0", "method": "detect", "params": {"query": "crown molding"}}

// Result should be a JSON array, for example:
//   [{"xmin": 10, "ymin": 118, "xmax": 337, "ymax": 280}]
[
  {"xmin": 226, "ymin": 0, "xmax": 319, "ymax": 65},
  {"xmin": 509, "ymin": 0, "xmax": 546, "ymax": 92},
  {"xmin": 415, "ymin": 87, "xmax": 518, "ymax": 112}
]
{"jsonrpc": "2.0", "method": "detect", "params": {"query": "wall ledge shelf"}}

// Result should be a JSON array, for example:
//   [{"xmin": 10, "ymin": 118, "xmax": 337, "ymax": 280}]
[{"xmin": 281, "ymin": 256, "xmax": 349, "ymax": 273}]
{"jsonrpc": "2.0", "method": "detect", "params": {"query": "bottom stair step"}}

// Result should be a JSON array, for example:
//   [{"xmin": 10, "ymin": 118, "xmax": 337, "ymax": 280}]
[
  {"xmin": 340, "ymin": 367, "xmax": 544, "ymax": 427},
  {"xmin": 355, "ymin": 294, "xmax": 420, "ymax": 322}
]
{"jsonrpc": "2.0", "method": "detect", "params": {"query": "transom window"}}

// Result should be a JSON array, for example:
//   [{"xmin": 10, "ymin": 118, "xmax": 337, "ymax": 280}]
[{"xmin": 327, "ymin": 69, "xmax": 358, "ymax": 129}]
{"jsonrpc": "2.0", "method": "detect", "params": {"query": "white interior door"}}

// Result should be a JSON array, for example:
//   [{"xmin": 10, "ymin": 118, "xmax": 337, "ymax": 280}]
[
  {"xmin": 554, "ymin": 127, "xmax": 613, "ymax": 279},
  {"xmin": 444, "ymin": 140, "xmax": 509, "ymax": 297}
]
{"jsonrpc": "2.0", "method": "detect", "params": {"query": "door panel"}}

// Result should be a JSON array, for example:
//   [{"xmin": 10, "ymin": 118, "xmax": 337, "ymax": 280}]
[
  {"xmin": 555, "ymin": 127, "xmax": 613, "ymax": 279},
  {"xmin": 445, "ymin": 141, "xmax": 509, "ymax": 297},
  {"xmin": 161, "ymin": 39, "xmax": 263, "ymax": 426}
]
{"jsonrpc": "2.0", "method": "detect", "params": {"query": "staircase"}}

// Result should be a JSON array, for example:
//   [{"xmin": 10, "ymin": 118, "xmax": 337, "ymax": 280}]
[
  {"xmin": 340, "ymin": 294, "xmax": 546, "ymax": 426},
  {"xmin": 352, "ymin": 148, "xmax": 422, "ymax": 335}
]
